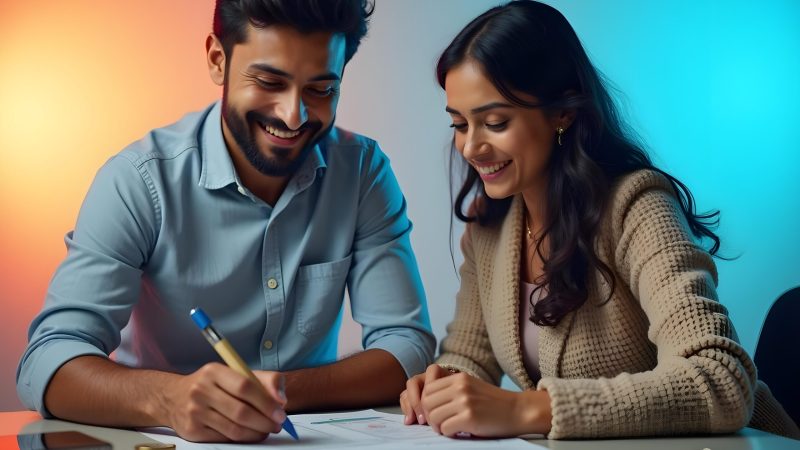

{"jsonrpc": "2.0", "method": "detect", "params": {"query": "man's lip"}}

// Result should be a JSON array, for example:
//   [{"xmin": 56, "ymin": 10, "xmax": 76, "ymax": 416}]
[{"xmin": 256, "ymin": 121, "xmax": 306, "ymax": 146}]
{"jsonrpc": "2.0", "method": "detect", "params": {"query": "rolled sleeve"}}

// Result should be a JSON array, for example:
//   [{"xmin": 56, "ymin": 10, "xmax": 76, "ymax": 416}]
[
  {"xmin": 366, "ymin": 329, "xmax": 433, "ymax": 378},
  {"xmin": 17, "ymin": 339, "xmax": 107, "ymax": 416},
  {"xmin": 16, "ymin": 155, "xmax": 158, "ymax": 414},
  {"xmin": 347, "ymin": 144, "xmax": 435, "ymax": 378}
]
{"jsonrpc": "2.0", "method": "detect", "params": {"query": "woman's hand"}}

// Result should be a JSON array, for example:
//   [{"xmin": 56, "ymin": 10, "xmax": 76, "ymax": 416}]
[
  {"xmin": 421, "ymin": 372, "xmax": 552, "ymax": 438},
  {"xmin": 400, "ymin": 364, "xmax": 453, "ymax": 425}
]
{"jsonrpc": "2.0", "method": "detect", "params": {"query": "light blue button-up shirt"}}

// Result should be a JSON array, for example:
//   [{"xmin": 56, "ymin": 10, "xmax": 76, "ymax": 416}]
[{"xmin": 17, "ymin": 101, "xmax": 435, "ymax": 414}]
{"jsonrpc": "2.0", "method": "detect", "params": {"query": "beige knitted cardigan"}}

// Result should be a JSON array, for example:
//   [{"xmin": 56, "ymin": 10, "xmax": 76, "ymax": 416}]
[{"xmin": 436, "ymin": 170, "xmax": 799, "ymax": 439}]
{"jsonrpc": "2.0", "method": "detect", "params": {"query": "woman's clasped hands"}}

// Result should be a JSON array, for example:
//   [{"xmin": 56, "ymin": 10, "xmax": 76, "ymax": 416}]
[{"xmin": 400, "ymin": 364, "xmax": 552, "ymax": 438}]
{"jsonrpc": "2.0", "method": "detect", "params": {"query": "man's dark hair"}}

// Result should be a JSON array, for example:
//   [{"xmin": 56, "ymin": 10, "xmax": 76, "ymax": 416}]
[{"xmin": 213, "ymin": 0, "xmax": 374, "ymax": 64}]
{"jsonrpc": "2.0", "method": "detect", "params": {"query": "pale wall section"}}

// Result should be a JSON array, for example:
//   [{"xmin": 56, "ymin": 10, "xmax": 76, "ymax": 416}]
[{"xmin": 1, "ymin": 0, "xmax": 798, "ymax": 410}]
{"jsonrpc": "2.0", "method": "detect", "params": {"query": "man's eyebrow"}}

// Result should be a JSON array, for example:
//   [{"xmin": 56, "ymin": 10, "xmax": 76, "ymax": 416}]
[
  {"xmin": 446, "ymin": 101, "xmax": 514, "ymax": 115},
  {"xmin": 248, "ymin": 63, "xmax": 291, "ymax": 78},
  {"xmin": 248, "ymin": 63, "xmax": 340, "ymax": 82},
  {"xmin": 308, "ymin": 72, "xmax": 341, "ymax": 82}
]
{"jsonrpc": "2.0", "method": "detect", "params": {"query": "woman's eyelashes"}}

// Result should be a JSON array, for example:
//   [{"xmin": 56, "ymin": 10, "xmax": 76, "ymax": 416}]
[
  {"xmin": 449, "ymin": 120, "xmax": 509, "ymax": 132},
  {"xmin": 486, "ymin": 120, "xmax": 509, "ymax": 131}
]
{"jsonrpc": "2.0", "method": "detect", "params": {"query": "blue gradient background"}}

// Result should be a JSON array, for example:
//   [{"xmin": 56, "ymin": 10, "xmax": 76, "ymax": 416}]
[{"xmin": 1, "ymin": 0, "xmax": 798, "ymax": 410}]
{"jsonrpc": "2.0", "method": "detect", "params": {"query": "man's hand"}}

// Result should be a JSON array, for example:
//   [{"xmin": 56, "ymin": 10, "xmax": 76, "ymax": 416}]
[
  {"xmin": 163, "ymin": 363, "xmax": 287, "ymax": 442},
  {"xmin": 44, "ymin": 356, "xmax": 288, "ymax": 443},
  {"xmin": 46, "ymin": 350, "xmax": 408, "ymax": 440}
]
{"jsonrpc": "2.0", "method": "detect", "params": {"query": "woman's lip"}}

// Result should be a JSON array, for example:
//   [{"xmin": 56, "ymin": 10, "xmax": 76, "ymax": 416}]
[
  {"xmin": 476, "ymin": 161, "xmax": 511, "ymax": 181},
  {"xmin": 473, "ymin": 160, "xmax": 510, "ymax": 169}
]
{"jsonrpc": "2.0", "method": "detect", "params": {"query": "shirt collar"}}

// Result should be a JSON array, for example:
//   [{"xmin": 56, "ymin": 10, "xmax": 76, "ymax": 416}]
[
  {"xmin": 198, "ymin": 101, "xmax": 238, "ymax": 190},
  {"xmin": 198, "ymin": 100, "xmax": 329, "ymax": 192},
  {"xmin": 292, "ymin": 141, "xmax": 327, "ymax": 192}
]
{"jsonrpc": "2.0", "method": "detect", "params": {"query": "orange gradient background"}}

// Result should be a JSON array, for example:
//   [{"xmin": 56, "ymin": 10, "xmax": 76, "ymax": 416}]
[
  {"xmin": 0, "ymin": 1, "xmax": 220, "ymax": 410},
  {"xmin": 4, "ymin": 0, "xmax": 799, "ymax": 415}
]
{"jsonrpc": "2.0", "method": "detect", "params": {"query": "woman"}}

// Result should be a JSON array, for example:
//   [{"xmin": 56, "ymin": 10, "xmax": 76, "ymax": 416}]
[{"xmin": 400, "ymin": 0, "xmax": 799, "ymax": 440}]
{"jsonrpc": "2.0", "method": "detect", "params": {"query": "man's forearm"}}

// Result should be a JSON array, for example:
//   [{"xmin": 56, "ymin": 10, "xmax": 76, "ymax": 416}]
[
  {"xmin": 44, "ymin": 355, "xmax": 177, "ymax": 427},
  {"xmin": 47, "ymin": 349, "xmax": 409, "ymax": 426},
  {"xmin": 283, "ymin": 349, "xmax": 407, "ymax": 412}
]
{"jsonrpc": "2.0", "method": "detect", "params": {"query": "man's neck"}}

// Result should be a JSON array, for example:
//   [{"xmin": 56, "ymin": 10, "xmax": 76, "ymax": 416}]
[
  {"xmin": 228, "ymin": 148, "xmax": 289, "ymax": 206},
  {"xmin": 219, "ymin": 117, "xmax": 290, "ymax": 206}
]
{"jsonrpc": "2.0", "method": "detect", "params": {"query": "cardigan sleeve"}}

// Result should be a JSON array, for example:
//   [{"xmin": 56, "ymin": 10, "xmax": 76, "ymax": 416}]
[
  {"xmin": 538, "ymin": 174, "xmax": 758, "ymax": 438},
  {"xmin": 436, "ymin": 225, "xmax": 504, "ymax": 385}
]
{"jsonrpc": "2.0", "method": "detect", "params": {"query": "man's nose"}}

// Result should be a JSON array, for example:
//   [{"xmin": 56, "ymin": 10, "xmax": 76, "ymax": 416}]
[{"xmin": 276, "ymin": 90, "xmax": 308, "ymax": 131}]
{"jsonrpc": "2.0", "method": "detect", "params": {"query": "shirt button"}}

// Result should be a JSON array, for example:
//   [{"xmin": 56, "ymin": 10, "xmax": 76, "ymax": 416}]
[
  {"xmin": 263, "ymin": 340, "xmax": 273, "ymax": 350},
  {"xmin": 267, "ymin": 278, "xmax": 278, "ymax": 289},
  {"xmin": 237, "ymin": 185, "xmax": 246, "ymax": 195}
]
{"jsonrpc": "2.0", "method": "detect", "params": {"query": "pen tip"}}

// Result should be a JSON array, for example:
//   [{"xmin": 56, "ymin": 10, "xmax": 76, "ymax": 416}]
[{"xmin": 283, "ymin": 418, "xmax": 299, "ymax": 440}]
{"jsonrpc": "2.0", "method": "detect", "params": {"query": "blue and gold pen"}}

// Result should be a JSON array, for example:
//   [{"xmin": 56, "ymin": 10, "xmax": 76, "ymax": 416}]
[{"xmin": 190, "ymin": 307, "xmax": 299, "ymax": 440}]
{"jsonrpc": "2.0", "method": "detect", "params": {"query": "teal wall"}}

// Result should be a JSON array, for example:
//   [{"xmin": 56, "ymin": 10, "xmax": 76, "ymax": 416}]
[{"xmin": 558, "ymin": 0, "xmax": 800, "ymax": 353}]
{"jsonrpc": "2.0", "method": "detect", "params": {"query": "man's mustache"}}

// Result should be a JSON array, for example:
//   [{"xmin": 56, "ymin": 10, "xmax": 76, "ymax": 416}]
[{"xmin": 247, "ymin": 111, "xmax": 320, "ymax": 133}]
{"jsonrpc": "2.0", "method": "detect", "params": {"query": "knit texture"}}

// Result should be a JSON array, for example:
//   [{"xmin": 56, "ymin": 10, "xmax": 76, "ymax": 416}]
[{"xmin": 436, "ymin": 170, "xmax": 799, "ymax": 439}]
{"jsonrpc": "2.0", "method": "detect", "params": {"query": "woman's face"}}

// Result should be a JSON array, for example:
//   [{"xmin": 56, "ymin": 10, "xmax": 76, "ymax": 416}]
[{"xmin": 445, "ymin": 60, "xmax": 561, "ymax": 200}]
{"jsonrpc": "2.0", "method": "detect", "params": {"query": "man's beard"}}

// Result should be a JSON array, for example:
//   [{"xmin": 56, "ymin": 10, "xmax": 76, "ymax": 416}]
[{"xmin": 221, "ymin": 96, "xmax": 330, "ymax": 178}]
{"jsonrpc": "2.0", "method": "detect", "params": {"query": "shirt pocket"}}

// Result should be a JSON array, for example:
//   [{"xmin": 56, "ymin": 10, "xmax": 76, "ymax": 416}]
[{"xmin": 295, "ymin": 254, "xmax": 353, "ymax": 338}]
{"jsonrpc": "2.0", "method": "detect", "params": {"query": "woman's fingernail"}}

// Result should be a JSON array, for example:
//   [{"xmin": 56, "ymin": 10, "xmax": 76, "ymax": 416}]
[
  {"xmin": 418, "ymin": 414, "xmax": 426, "ymax": 425},
  {"xmin": 272, "ymin": 409, "xmax": 287, "ymax": 423}
]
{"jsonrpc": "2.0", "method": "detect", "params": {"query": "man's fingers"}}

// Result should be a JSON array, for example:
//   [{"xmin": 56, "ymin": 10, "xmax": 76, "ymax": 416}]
[
  {"xmin": 215, "ymin": 368, "xmax": 285, "ymax": 423},
  {"xmin": 204, "ymin": 407, "xmax": 269, "ymax": 442},
  {"xmin": 255, "ymin": 371, "xmax": 287, "ymax": 406},
  {"xmin": 200, "ymin": 377, "xmax": 278, "ymax": 434},
  {"xmin": 195, "ymin": 364, "xmax": 283, "ymax": 434}
]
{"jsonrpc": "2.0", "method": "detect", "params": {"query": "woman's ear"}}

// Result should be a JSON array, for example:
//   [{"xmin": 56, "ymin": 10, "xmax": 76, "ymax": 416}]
[{"xmin": 557, "ymin": 89, "xmax": 579, "ymax": 130}]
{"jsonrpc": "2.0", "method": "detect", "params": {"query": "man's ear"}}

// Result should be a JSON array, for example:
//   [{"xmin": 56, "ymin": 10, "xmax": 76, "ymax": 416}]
[{"xmin": 206, "ymin": 33, "xmax": 226, "ymax": 86}]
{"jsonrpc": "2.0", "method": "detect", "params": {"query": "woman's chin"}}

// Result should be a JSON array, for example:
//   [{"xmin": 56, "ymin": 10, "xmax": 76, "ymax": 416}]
[{"xmin": 483, "ymin": 185, "xmax": 517, "ymax": 200}]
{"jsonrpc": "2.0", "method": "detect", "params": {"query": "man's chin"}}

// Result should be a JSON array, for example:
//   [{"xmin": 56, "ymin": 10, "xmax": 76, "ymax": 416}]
[{"xmin": 243, "ymin": 143, "xmax": 312, "ymax": 178}]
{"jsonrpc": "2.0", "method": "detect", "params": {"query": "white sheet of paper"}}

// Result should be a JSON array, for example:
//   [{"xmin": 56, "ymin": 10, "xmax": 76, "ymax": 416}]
[{"xmin": 139, "ymin": 409, "xmax": 545, "ymax": 449}]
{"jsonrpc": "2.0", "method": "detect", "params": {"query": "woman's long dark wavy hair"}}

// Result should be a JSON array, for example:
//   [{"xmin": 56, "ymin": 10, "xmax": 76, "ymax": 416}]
[{"xmin": 439, "ymin": 0, "xmax": 723, "ymax": 327}]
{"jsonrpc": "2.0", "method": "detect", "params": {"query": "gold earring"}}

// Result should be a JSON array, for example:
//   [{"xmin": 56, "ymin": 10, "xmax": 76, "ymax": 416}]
[{"xmin": 557, "ymin": 127, "xmax": 565, "ymax": 147}]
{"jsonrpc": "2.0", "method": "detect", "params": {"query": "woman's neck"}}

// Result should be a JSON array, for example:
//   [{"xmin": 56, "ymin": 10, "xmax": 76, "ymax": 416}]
[{"xmin": 521, "ymin": 178, "xmax": 548, "ymax": 234}]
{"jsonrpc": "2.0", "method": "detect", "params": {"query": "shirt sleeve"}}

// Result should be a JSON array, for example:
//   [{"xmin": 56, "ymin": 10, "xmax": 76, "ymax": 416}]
[
  {"xmin": 16, "ymin": 154, "xmax": 159, "ymax": 416},
  {"xmin": 345, "ymin": 142, "xmax": 435, "ymax": 378}
]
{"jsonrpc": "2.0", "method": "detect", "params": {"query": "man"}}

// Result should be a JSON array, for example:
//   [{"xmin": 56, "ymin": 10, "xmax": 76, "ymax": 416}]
[{"xmin": 17, "ymin": 0, "xmax": 434, "ymax": 442}]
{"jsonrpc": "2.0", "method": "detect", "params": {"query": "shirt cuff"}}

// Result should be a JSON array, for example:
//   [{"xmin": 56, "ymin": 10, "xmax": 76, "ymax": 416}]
[
  {"xmin": 17, "ymin": 340, "xmax": 107, "ymax": 417},
  {"xmin": 366, "ymin": 333, "xmax": 434, "ymax": 378}
]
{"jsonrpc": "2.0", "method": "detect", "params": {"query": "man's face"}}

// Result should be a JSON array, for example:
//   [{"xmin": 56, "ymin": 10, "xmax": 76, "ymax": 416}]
[{"xmin": 216, "ymin": 25, "xmax": 346, "ymax": 177}]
